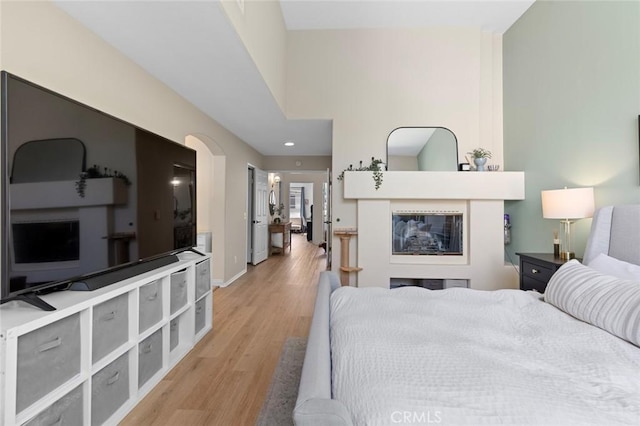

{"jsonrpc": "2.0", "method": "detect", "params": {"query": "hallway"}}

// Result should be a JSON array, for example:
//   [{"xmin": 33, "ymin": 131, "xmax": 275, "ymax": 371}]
[{"xmin": 122, "ymin": 233, "xmax": 327, "ymax": 425}]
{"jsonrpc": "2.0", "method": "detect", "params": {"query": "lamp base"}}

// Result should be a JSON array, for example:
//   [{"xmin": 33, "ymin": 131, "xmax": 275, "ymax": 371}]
[{"xmin": 560, "ymin": 251, "xmax": 575, "ymax": 260}]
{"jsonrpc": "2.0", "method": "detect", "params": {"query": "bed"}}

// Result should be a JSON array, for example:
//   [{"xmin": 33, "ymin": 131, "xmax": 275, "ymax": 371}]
[{"xmin": 294, "ymin": 205, "xmax": 640, "ymax": 425}]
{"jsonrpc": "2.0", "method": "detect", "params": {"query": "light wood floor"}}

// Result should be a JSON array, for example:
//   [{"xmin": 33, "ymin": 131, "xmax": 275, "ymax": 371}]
[{"xmin": 121, "ymin": 233, "xmax": 327, "ymax": 425}]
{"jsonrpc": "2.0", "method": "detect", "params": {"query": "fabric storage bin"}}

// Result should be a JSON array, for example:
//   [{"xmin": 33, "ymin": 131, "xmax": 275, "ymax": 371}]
[
  {"xmin": 16, "ymin": 313, "xmax": 82, "ymax": 414},
  {"xmin": 169, "ymin": 318, "xmax": 179, "ymax": 352},
  {"xmin": 91, "ymin": 352, "xmax": 129, "ymax": 426},
  {"xmin": 139, "ymin": 280, "xmax": 163, "ymax": 333},
  {"xmin": 138, "ymin": 328, "xmax": 163, "ymax": 389},
  {"xmin": 93, "ymin": 292, "xmax": 129, "ymax": 364},
  {"xmin": 195, "ymin": 259, "xmax": 210, "ymax": 300},
  {"xmin": 24, "ymin": 384, "xmax": 83, "ymax": 426},
  {"xmin": 195, "ymin": 298, "xmax": 206, "ymax": 335},
  {"xmin": 170, "ymin": 269, "xmax": 188, "ymax": 314}
]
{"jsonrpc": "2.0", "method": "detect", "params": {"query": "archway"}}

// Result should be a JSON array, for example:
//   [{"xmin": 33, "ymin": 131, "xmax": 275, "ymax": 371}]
[{"xmin": 185, "ymin": 134, "xmax": 226, "ymax": 286}]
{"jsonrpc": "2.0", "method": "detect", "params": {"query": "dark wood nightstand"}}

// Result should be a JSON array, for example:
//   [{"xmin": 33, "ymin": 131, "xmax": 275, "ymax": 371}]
[{"xmin": 516, "ymin": 253, "xmax": 576, "ymax": 293}]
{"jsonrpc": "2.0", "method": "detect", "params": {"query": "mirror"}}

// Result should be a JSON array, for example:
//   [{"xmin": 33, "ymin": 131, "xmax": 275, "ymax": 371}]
[
  {"xmin": 387, "ymin": 127, "xmax": 458, "ymax": 171},
  {"xmin": 268, "ymin": 189, "xmax": 277, "ymax": 215}
]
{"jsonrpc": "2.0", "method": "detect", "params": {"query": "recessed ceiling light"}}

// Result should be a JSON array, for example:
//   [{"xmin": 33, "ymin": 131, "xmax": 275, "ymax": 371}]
[{"xmin": 284, "ymin": 141, "xmax": 295, "ymax": 147}]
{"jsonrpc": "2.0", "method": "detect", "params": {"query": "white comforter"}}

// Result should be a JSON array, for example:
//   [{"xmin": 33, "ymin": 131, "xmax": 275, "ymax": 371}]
[{"xmin": 330, "ymin": 287, "xmax": 640, "ymax": 425}]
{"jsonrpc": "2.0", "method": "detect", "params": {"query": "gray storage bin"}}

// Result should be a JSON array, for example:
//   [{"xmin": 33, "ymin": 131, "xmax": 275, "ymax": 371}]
[
  {"xmin": 169, "ymin": 318, "xmax": 179, "ymax": 352},
  {"xmin": 139, "ymin": 280, "xmax": 163, "ymax": 333},
  {"xmin": 91, "ymin": 352, "xmax": 129, "ymax": 426},
  {"xmin": 93, "ymin": 292, "xmax": 129, "ymax": 364},
  {"xmin": 17, "ymin": 313, "xmax": 82, "ymax": 413},
  {"xmin": 170, "ymin": 269, "xmax": 188, "ymax": 314},
  {"xmin": 195, "ymin": 259, "xmax": 210, "ymax": 300},
  {"xmin": 195, "ymin": 298, "xmax": 206, "ymax": 335},
  {"xmin": 138, "ymin": 329, "xmax": 163, "ymax": 389},
  {"xmin": 24, "ymin": 384, "xmax": 83, "ymax": 426}
]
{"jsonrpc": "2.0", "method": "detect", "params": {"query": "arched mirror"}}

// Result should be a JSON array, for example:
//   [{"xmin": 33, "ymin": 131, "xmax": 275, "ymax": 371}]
[
  {"xmin": 387, "ymin": 127, "xmax": 458, "ymax": 171},
  {"xmin": 268, "ymin": 189, "xmax": 277, "ymax": 215}
]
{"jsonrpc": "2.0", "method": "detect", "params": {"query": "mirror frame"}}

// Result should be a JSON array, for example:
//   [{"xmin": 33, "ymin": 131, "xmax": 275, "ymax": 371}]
[{"xmin": 386, "ymin": 126, "xmax": 459, "ymax": 172}]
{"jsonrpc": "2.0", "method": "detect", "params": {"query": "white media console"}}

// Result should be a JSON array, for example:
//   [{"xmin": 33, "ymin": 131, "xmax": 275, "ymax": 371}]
[{"xmin": 0, "ymin": 252, "xmax": 212, "ymax": 425}]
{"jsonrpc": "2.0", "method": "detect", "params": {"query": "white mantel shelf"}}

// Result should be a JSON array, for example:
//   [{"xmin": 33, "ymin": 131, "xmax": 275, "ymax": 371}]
[
  {"xmin": 11, "ymin": 177, "xmax": 128, "ymax": 209},
  {"xmin": 343, "ymin": 171, "xmax": 525, "ymax": 200}
]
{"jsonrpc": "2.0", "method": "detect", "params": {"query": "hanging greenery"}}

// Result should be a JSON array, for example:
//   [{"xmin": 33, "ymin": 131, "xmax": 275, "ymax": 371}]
[
  {"xmin": 75, "ymin": 164, "xmax": 131, "ymax": 197},
  {"xmin": 337, "ymin": 157, "xmax": 384, "ymax": 190}
]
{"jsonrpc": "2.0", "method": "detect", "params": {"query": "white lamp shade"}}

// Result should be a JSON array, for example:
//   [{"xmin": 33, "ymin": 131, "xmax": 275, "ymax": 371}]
[{"xmin": 541, "ymin": 187, "xmax": 595, "ymax": 219}]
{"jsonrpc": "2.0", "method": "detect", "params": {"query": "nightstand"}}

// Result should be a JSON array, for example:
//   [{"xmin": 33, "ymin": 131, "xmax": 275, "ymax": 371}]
[{"xmin": 516, "ymin": 253, "xmax": 576, "ymax": 293}]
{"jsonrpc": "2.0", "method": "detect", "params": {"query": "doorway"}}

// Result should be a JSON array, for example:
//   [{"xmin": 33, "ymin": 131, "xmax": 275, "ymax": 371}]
[
  {"xmin": 247, "ymin": 165, "xmax": 268, "ymax": 265},
  {"xmin": 266, "ymin": 170, "xmax": 331, "ymax": 268},
  {"xmin": 288, "ymin": 183, "xmax": 312, "ymax": 236}
]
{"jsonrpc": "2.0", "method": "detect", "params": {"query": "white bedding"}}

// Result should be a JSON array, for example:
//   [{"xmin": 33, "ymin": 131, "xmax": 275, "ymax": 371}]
[{"xmin": 330, "ymin": 287, "xmax": 640, "ymax": 425}]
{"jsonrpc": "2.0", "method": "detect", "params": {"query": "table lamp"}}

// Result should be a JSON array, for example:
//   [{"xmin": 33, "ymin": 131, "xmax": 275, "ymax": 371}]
[{"xmin": 541, "ymin": 187, "xmax": 595, "ymax": 260}]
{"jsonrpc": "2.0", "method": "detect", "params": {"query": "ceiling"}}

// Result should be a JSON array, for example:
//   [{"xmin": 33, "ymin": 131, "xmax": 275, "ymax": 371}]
[
  {"xmin": 280, "ymin": 0, "xmax": 535, "ymax": 33},
  {"xmin": 54, "ymin": 0, "xmax": 534, "ymax": 157}
]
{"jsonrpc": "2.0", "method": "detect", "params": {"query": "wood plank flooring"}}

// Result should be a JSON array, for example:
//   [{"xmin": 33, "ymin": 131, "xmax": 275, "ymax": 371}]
[{"xmin": 121, "ymin": 233, "xmax": 327, "ymax": 425}]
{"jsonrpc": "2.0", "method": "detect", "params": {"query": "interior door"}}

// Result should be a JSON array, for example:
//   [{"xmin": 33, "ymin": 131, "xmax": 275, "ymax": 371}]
[
  {"xmin": 251, "ymin": 168, "xmax": 269, "ymax": 265},
  {"xmin": 324, "ymin": 169, "xmax": 332, "ymax": 269}
]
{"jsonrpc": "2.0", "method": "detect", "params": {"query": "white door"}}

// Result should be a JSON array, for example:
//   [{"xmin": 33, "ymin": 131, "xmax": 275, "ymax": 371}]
[
  {"xmin": 252, "ymin": 168, "xmax": 269, "ymax": 265},
  {"xmin": 324, "ymin": 168, "xmax": 332, "ymax": 269}
]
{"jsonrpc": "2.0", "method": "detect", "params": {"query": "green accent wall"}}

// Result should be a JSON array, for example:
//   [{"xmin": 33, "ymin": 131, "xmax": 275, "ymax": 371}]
[{"xmin": 503, "ymin": 0, "xmax": 640, "ymax": 262}]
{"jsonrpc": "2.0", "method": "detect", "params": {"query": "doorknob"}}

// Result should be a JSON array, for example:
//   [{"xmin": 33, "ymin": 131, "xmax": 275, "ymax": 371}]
[{"xmin": 253, "ymin": 220, "xmax": 261, "ymax": 224}]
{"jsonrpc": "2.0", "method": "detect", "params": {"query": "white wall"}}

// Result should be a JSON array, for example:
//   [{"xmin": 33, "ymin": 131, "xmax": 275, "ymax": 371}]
[
  {"xmin": 0, "ymin": 1, "xmax": 263, "ymax": 284},
  {"xmin": 186, "ymin": 135, "xmax": 227, "ymax": 285},
  {"xmin": 220, "ymin": 0, "xmax": 287, "ymax": 111},
  {"xmin": 286, "ymin": 29, "xmax": 504, "ymax": 281}
]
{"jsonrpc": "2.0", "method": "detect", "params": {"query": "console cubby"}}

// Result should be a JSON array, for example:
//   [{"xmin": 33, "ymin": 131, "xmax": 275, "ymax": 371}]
[
  {"xmin": 138, "ymin": 279, "xmax": 164, "ymax": 334},
  {"xmin": 194, "ymin": 292, "xmax": 213, "ymax": 343},
  {"xmin": 168, "ymin": 310, "xmax": 193, "ymax": 366},
  {"xmin": 92, "ymin": 292, "xmax": 129, "ymax": 365},
  {"xmin": 0, "ymin": 252, "xmax": 212, "ymax": 426},
  {"xmin": 169, "ymin": 269, "xmax": 188, "ymax": 315},
  {"xmin": 195, "ymin": 259, "xmax": 211, "ymax": 301},
  {"xmin": 24, "ymin": 384, "xmax": 84, "ymax": 426},
  {"xmin": 137, "ymin": 328, "xmax": 163, "ymax": 390},
  {"xmin": 90, "ymin": 351, "xmax": 131, "ymax": 425}
]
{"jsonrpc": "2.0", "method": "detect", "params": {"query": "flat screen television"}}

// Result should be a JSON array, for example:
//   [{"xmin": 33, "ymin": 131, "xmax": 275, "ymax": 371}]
[{"xmin": 1, "ymin": 71, "xmax": 197, "ymax": 310}]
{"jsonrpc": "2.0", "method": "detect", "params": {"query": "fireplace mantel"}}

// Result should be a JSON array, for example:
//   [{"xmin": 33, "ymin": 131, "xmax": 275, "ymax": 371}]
[
  {"xmin": 343, "ymin": 171, "xmax": 525, "ymax": 200},
  {"xmin": 342, "ymin": 171, "xmax": 526, "ymax": 290}
]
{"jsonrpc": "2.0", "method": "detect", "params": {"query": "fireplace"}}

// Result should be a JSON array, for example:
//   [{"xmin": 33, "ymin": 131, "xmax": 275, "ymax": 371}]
[
  {"xmin": 390, "ymin": 202, "xmax": 468, "ymax": 266},
  {"xmin": 12, "ymin": 220, "xmax": 80, "ymax": 263},
  {"xmin": 342, "ymin": 171, "xmax": 525, "ymax": 289},
  {"xmin": 392, "ymin": 210, "xmax": 463, "ymax": 256}
]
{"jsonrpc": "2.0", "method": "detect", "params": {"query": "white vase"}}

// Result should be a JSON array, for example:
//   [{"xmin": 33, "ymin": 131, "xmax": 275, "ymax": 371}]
[{"xmin": 473, "ymin": 157, "xmax": 487, "ymax": 171}]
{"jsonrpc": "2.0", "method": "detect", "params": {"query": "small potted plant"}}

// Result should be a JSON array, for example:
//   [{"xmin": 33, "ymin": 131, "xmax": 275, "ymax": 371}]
[
  {"xmin": 272, "ymin": 203, "xmax": 285, "ymax": 223},
  {"xmin": 467, "ymin": 148, "xmax": 492, "ymax": 172}
]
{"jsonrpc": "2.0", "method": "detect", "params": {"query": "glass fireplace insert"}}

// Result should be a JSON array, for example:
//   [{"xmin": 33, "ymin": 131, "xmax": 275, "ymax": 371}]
[{"xmin": 392, "ymin": 211, "xmax": 463, "ymax": 256}]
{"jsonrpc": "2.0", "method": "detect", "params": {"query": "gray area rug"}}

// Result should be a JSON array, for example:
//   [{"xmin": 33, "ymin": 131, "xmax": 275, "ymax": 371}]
[{"xmin": 256, "ymin": 337, "xmax": 307, "ymax": 426}]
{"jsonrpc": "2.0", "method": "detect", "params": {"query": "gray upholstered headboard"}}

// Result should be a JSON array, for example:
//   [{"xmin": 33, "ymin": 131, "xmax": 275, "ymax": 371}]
[{"xmin": 583, "ymin": 205, "xmax": 640, "ymax": 266}]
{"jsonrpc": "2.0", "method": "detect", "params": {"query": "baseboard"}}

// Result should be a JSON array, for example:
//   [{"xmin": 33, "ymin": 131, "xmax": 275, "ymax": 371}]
[{"xmin": 221, "ymin": 268, "xmax": 246, "ymax": 287}]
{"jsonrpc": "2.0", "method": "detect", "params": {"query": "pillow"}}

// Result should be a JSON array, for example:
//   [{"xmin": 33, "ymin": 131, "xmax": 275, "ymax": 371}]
[
  {"xmin": 587, "ymin": 253, "xmax": 640, "ymax": 281},
  {"xmin": 545, "ymin": 260, "xmax": 640, "ymax": 347}
]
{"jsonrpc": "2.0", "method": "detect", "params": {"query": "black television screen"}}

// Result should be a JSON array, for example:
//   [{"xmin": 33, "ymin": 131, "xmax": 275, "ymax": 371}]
[{"xmin": 1, "ymin": 71, "xmax": 196, "ymax": 309}]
